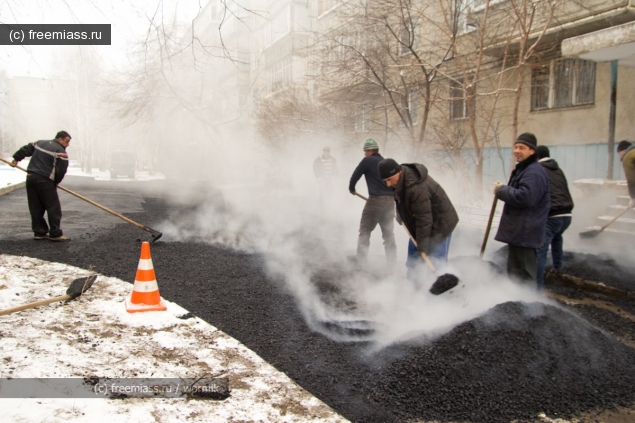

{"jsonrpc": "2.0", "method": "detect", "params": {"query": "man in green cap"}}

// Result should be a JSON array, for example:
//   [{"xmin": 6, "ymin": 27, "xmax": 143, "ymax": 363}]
[{"xmin": 348, "ymin": 138, "xmax": 396, "ymax": 265}]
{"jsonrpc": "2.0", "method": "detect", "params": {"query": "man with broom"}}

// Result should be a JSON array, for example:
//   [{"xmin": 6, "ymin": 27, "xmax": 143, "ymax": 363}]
[
  {"xmin": 493, "ymin": 133, "xmax": 549, "ymax": 287},
  {"xmin": 378, "ymin": 158, "xmax": 459, "ymax": 282},
  {"xmin": 10, "ymin": 131, "xmax": 72, "ymax": 242}
]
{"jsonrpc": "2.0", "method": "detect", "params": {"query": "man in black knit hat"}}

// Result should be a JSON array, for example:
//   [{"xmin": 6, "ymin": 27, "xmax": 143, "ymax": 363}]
[
  {"xmin": 378, "ymin": 158, "xmax": 458, "ymax": 280},
  {"xmin": 535, "ymin": 145, "xmax": 574, "ymax": 291},
  {"xmin": 493, "ymin": 133, "xmax": 550, "ymax": 287}
]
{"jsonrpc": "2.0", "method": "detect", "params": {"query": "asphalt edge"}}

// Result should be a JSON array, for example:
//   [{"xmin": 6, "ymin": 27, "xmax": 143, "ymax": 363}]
[{"xmin": 0, "ymin": 182, "xmax": 25, "ymax": 197}]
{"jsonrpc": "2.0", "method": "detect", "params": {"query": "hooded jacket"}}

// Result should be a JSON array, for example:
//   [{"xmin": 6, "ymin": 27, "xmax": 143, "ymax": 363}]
[
  {"xmin": 539, "ymin": 158, "xmax": 574, "ymax": 216},
  {"xmin": 392, "ymin": 163, "xmax": 459, "ymax": 254},
  {"xmin": 13, "ymin": 140, "xmax": 69, "ymax": 184},
  {"xmin": 622, "ymin": 144, "xmax": 635, "ymax": 199},
  {"xmin": 495, "ymin": 154, "xmax": 550, "ymax": 248}
]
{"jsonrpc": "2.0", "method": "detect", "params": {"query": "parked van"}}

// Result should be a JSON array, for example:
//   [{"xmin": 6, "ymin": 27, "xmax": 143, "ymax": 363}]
[{"xmin": 110, "ymin": 151, "xmax": 136, "ymax": 179}]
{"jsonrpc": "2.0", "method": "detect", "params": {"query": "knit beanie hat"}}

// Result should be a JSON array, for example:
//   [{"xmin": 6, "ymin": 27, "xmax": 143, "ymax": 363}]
[
  {"xmin": 536, "ymin": 145, "xmax": 550, "ymax": 159},
  {"xmin": 617, "ymin": 140, "xmax": 632, "ymax": 152},
  {"xmin": 515, "ymin": 133, "xmax": 538, "ymax": 150},
  {"xmin": 378, "ymin": 158, "xmax": 402, "ymax": 179},
  {"xmin": 363, "ymin": 138, "xmax": 379, "ymax": 151}
]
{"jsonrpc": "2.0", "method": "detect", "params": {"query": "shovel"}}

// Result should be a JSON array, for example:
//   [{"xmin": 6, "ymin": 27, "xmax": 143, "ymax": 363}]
[
  {"xmin": 0, "ymin": 157, "xmax": 162, "ymax": 242},
  {"xmin": 353, "ymin": 192, "xmax": 459, "ymax": 295},
  {"xmin": 579, "ymin": 205, "xmax": 631, "ymax": 239},
  {"xmin": 0, "ymin": 275, "xmax": 97, "ymax": 316},
  {"xmin": 480, "ymin": 196, "xmax": 498, "ymax": 258}
]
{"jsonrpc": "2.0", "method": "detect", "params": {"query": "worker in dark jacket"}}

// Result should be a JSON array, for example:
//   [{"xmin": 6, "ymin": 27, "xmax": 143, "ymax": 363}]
[
  {"xmin": 11, "ymin": 131, "xmax": 72, "ymax": 242},
  {"xmin": 617, "ymin": 140, "xmax": 635, "ymax": 209},
  {"xmin": 378, "ymin": 158, "xmax": 459, "ymax": 279},
  {"xmin": 348, "ymin": 139, "xmax": 396, "ymax": 264},
  {"xmin": 535, "ymin": 145, "xmax": 574, "ymax": 291},
  {"xmin": 313, "ymin": 146, "xmax": 338, "ymax": 206},
  {"xmin": 493, "ymin": 133, "xmax": 549, "ymax": 286}
]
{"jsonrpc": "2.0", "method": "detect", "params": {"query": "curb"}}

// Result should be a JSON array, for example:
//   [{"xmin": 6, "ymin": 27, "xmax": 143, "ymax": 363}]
[
  {"xmin": 547, "ymin": 270, "xmax": 635, "ymax": 299},
  {"xmin": 0, "ymin": 182, "xmax": 25, "ymax": 197}
]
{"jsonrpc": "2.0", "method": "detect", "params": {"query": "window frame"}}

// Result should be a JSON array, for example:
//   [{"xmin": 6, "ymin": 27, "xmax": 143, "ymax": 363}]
[{"xmin": 530, "ymin": 58, "xmax": 596, "ymax": 112}]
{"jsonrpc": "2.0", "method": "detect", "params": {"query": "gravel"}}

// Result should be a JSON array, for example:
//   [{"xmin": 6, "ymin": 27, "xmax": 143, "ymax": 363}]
[{"xmin": 1, "ymin": 180, "xmax": 635, "ymax": 422}]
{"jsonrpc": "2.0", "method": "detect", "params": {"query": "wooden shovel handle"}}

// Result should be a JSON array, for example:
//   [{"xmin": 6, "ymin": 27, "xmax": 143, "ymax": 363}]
[
  {"xmin": 401, "ymin": 224, "xmax": 437, "ymax": 273},
  {"xmin": 355, "ymin": 190, "xmax": 437, "ymax": 272},
  {"xmin": 0, "ymin": 295, "xmax": 71, "ymax": 316},
  {"xmin": 480, "ymin": 196, "xmax": 499, "ymax": 258}
]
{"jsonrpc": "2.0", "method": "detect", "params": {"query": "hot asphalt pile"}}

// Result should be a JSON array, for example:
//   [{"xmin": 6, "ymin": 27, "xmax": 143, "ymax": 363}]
[
  {"xmin": 1, "ymin": 180, "xmax": 635, "ymax": 422},
  {"xmin": 557, "ymin": 251, "xmax": 635, "ymax": 292},
  {"xmin": 364, "ymin": 301, "xmax": 635, "ymax": 423}
]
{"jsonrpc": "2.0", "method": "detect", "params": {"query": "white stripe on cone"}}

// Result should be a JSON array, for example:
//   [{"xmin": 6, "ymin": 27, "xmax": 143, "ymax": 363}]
[
  {"xmin": 132, "ymin": 280, "xmax": 159, "ymax": 292},
  {"xmin": 137, "ymin": 258, "xmax": 154, "ymax": 270}
]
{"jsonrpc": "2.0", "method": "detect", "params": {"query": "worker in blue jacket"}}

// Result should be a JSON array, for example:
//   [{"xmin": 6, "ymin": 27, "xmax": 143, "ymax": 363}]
[{"xmin": 493, "ymin": 133, "xmax": 550, "ymax": 287}]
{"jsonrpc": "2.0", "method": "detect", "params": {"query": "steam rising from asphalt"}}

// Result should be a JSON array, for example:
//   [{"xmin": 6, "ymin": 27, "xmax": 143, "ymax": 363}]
[{"xmin": 156, "ymin": 148, "xmax": 549, "ymax": 347}]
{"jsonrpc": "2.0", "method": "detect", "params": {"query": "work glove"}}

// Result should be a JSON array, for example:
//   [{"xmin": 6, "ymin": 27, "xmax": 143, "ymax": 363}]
[
  {"xmin": 629, "ymin": 198, "xmax": 635, "ymax": 209},
  {"xmin": 350, "ymin": 190, "xmax": 356, "ymax": 195},
  {"xmin": 493, "ymin": 181, "xmax": 504, "ymax": 195}
]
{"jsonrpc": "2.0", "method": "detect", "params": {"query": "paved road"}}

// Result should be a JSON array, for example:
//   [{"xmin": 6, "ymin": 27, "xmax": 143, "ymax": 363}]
[{"xmin": 0, "ymin": 176, "xmax": 156, "ymax": 242}]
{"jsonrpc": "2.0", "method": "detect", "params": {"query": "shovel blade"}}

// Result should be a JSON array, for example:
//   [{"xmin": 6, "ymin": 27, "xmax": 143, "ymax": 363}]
[
  {"xmin": 66, "ymin": 275, "xmax": 97, "ymax": 300},
  {"xmin": 579, "ymin": 229, "xmax": 601, "ymax": 239},
  {"xmin": 429, "ymin": 273, "xmax": 459, "ymax": 295}
]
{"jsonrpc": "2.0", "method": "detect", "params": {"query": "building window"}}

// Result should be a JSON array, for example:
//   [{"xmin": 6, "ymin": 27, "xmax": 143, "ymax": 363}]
[
  {"xmin": 268, "ymin": 56, "xmax": 293, "ymax": 94},
  {"xmin": 318, "ymin": 0, "xmax": 339, "ymax": 16},
  {"xmin": 450, "ymin": 79, "xmax": 471, "ymax": 120},
  {"xmin": 408, "ymin": 89, "xmax": 418, "ymax": 125},
  {"xmin": 531, "ymin": 58, "xmax": 596, "ymax": 111},
  {"xmin": 354, "ymin": 106, "xmax": 370, "ymax": 132}
]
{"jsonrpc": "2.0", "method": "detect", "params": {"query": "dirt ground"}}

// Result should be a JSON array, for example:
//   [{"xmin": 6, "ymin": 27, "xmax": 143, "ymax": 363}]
[{"xmin": 1, "ymin": 178, "xmax": 634, "ymax": 423}]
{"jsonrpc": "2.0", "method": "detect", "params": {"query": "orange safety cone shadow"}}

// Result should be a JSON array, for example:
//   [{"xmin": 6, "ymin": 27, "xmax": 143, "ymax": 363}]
[{"xmin": 126, "ymin": 241, "xmax": 167, "ymax": 313}]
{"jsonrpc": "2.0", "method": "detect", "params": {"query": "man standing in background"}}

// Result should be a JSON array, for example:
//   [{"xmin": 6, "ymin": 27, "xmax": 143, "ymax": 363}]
[
  {"xmin": 313, "ymin": 146, "xmax": 338, "ymax": 205},
  {"xmin": 617, "ymin": 140, "xmax": 635, "ymax": 210},
  {"xmin": 535, "ymin": 145, "xmax": 574, "ymax": 291},
  {"xmin": 10, "ymin": 131, "xmax": 72, "ymax": 242},
  {"xmin": 348, "ymin": 139, "xmax": 396, "ymax": 265},
  {"xmin": 493, "ymin": 133, "xmax": 549, "ymax": 287}
]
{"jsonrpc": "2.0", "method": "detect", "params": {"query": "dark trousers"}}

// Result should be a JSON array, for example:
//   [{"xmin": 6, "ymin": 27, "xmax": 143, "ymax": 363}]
[
  {"xmin": 357, "ymin": 195, "xmax": 396, "ymax": 262},
  {"xmin": 507, "ymin": 245, "xmax": 537, "ymax": 287},
  {"xmin": 536, "ymin": 216, "xmax": 572, "ymax": 290},
  {"xmin": 26, "ymin": 173, "xmax": 63, "ymax": 237}
]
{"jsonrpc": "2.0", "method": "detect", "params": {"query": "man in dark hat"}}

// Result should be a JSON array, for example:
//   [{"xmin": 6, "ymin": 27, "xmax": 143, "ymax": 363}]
[
  {"xmin": 10, "ymin": 131, "xmax": 72, "ymax": 242},
  {"xmin": 493, "ymin": 133, "xmax": 550, "ymax": 287},
  {"xmin": 535, "ymin": 145, "xmax": 574, "ymax": 291},
  {"xmin": 378, "ymin": 158, "xmax": 459, "ymax": 279},
  {"xmin": 348, "ymin": 139, "xmax": 396, "ymax": 264},
  {"xmin": 617, "ymin": 140, "xmax": 635, "ymax": 210}
]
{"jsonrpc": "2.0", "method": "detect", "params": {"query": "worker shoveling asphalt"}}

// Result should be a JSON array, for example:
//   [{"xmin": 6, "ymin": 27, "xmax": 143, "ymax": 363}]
[
  {"xmin": 353, "ymin": 192, "xmax": 459, "ymax": 296},
  {"xmin": 0, "ymin": 157, "xmax": 162, "ymax": 242}
]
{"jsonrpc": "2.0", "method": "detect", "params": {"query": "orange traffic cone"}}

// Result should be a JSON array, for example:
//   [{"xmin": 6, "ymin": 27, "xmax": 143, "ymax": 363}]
[{"xmin": 126, "ymin": 241, "xmax": 167, "ymax": 313}]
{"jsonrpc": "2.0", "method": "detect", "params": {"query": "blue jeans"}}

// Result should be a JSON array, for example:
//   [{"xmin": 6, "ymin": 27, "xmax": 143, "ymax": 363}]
[
  {"xmin": 406, "ymin": 234, "xmax": 452, "ymax": 281},
  {"xmin": 536, "ymin": 216, "xmax": 572, "ymax": 291}
]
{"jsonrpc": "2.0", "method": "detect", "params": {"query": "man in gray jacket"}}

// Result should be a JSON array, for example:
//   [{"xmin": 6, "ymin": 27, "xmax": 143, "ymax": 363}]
[
  {"xmin": 379, "ymin": 158, "xmax": 459, "ymax": 279},
  {"xmin": 348, "ymin": 139, "xmax": 396, "ymax": 264},
  {"xmin": 11, "ymin": 131, "xmax": 72, "ymax": 241}
]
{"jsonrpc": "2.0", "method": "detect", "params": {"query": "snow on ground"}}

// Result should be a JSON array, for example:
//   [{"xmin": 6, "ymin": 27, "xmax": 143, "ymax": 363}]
[
  {"xmin": 0, "ymin": 157, "xmax": 348, "ymax": 422},
  {"xmin": 0, "ymin": 254, "xmax": 348, "ymax": 422}
]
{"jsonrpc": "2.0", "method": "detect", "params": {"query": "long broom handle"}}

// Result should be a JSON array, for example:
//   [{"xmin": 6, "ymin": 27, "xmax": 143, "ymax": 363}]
[
  {"xmin": 0, "ymin": 295, "xmax": 71, "ymax": 316},
  {"xmin": 480, "ymin": 196, "xmax": 498, "ymax": 258},
  {"xmin": 354, "ymin": 191, "xmax": 436, "ymax": 271},
  {"xmin": 0, "ymin": 157, "xmax": 160, "ymax": 236},
  {"xmin": 598, "ymin": 205, "xmax": 631, "ymax": 232}
]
